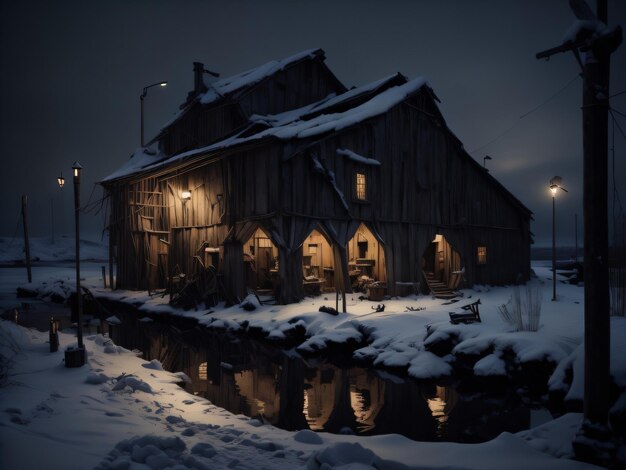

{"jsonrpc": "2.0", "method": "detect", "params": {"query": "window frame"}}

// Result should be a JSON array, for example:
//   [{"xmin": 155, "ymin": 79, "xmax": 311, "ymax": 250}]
[
  {"xmin": 353, "ymin": 168, "xmax": 369, "ymax": 202},
  {"xmin": 477, "ymin": 246, "xmax": 487, "ymax": 265}
]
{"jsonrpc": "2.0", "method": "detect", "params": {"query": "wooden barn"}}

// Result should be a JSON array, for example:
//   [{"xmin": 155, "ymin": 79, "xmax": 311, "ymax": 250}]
[{"xmin": 101, "ymin": 48, "xmax": 532, "ymax": 305}]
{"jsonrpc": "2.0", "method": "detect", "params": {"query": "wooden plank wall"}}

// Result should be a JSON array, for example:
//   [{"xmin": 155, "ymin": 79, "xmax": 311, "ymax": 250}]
[
  {"xmin": 237, "ymin": 58, "xmax": 346, "ymax": 118},
  {"xmin": 162, "ymin": 102, "xmax": 246, "ymax": 157},
  {"xmin": 109, "ymin": 87, "xmax": 531, "ymax": 296}
]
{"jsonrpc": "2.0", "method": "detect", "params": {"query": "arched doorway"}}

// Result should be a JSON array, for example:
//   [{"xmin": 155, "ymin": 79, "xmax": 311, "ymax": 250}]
[
  {"xmin": 242, "ymin": 227, "xmax": 279, "ymax": 294},
  {"xmin": 301, "ymin": 228, "xmax": 335, "ymax": 294},
  {"xmin": 347, "ymin": 223, "xmax": 387, "ymax": 291},
  {"xmin": 422, "ymin": 234, "xmax": 463, "ymax": 297}
]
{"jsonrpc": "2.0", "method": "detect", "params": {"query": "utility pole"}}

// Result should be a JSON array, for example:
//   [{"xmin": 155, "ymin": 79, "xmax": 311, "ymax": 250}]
[
  {"xmin": 575, "ymin": 213, "xmax": 578, "ymax": 262},
  {"xmin": 21, "ymin": 195, "xmax": 32, "ymax": 283},
  {"xmin": 537, "ymin": 0, "xmax": 621, "ymax": 465}
]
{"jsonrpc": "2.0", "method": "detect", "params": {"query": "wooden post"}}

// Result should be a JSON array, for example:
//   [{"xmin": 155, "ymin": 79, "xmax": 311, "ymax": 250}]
[
  {"xmin": 101, "ymin": 266, "xmax": 107, "ymax": 288},
  {"xmin": 109, "ymin": 238, "xmax": 115, "ymax": 290},
  {"xmin": 580, "ymin": 0, "xmax": 612, "ymax": 443},
  {"xmin": 21, "ymin": 195, "xmax": 32, "ymax": 283},
  {"xmin": 537, "ymin": 3, "xmax": 621, "ymax": 463},
  {"xmin": 552, "ymin": 193, "xmax": 557, "ymax": 301}
]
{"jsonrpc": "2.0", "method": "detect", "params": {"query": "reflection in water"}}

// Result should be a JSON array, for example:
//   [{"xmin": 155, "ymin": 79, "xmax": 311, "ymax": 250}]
[
  {"xmin": 426, "ymin": 386, "xmax": 457, "ymax": 438},
  {"xmin": 107, "ymin": 313, "xmax": 549, "ymax": 442}
]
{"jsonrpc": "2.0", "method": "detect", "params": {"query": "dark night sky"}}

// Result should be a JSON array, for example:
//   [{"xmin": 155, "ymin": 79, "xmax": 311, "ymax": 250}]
[{"xmin": 1, "ymin": 0, "xmax": 625, "ymax": 247}]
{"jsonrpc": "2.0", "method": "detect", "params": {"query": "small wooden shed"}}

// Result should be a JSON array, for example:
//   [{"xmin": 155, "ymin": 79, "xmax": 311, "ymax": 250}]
[{"xmin": 101, "ymin": 49, "xmax": 532, "ymax": 305}]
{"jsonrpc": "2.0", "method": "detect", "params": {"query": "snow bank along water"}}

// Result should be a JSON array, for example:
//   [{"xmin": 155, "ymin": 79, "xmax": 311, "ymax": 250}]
[
  {"xmin": 2, "ymin": 258, "xmax": 626, "ymax": 465},
  {"xmin": 0, "ymin": 318, "xmax": 605, "ymax": 469}
]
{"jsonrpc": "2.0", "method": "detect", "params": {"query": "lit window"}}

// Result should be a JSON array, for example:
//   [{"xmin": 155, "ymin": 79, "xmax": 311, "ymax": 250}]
[
  {"xmin": 477, "ymin": 246, "xmax": 487, "ymax": 265},
  {"xmin": 199, "ymin": 362, "xmax": 207, "ymax": 380},
  {"xmin": 355, "ymin": 172, "xmax": 367, "ymax": 200}
]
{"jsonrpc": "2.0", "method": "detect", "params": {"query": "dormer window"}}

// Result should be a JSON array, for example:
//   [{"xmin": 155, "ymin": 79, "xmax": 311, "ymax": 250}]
[{"xmin": 355, "ymin": 172, "xmax": 367, "ymax": 201}]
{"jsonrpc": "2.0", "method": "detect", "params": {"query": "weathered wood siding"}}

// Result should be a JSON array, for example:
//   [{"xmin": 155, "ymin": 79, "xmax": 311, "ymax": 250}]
[
  {"xmin": 161, "ymin": 102, "xmax": 245, "ymax": 156},
  {"xmin": 237, "ymin": 58, "xmax": 345, "ymax": 118},
  {"xmin": 107, "ymin": 85, "xmax": 530, "ymax": 299},
  {"xmin": 161, "ymin": 57, "xmax": 345, "ymax": 158},
  {"xmin": 278, "ymin": 88, "xmax": 531, "ymax": 291}
]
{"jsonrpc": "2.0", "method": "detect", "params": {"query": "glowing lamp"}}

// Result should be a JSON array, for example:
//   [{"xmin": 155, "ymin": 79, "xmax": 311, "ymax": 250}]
[
  {"xmin": 72, "ymin": 161, "xmax": 82, "ymax": 180},
  {"xmin": 57, "ymin": 174, "xmax": 65, "ymax": 188},
  {"xmin": 182, "ymin": 190, "xmax": 192, "ymax": 202}
]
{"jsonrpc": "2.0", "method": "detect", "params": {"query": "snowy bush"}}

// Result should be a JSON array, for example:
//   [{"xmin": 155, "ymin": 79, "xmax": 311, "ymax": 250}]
[{"xmin": 498, "ymin": 285, "xmax": 542, "ymax": 332}]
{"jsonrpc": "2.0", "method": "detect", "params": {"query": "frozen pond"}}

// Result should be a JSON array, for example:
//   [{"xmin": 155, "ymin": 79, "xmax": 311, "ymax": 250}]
[
  {"xmin": 0, "ymin": 263, "xmax": 556, "ymax": 443},
  {"xmin": 104, "ymin": 310, "xmax": 554, "ymax": 443}
]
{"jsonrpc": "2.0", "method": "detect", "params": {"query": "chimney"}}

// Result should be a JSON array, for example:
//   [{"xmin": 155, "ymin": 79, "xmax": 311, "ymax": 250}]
[{"xmin": 193, "ymin": 62, "xmax": 204, "ymax": 92}]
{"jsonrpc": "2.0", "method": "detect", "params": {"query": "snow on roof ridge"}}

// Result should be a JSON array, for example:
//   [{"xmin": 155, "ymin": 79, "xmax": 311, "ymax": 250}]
[
  {"xmin": 104, "ymin": 76, "xmax": 428, "ymax": 182},
  {"xmin": 270, "ymin": 76, "xmax": 428, "ymax": 140},
  {"xmin": 158, "ymin": 49, "xmax": 323, "ymax": 133},
  {"xmin": 249, "ymin": 72, "xmax": 407, "ymax": 129},
  {"xmin": 199, "ymin": 48, "xmax": 323, "ymax": 105}
]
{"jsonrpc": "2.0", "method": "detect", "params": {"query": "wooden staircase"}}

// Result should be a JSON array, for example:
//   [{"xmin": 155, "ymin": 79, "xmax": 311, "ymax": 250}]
[{"xmin": 423, "ymin": 272, "xmax": 459, "ymax": 300}]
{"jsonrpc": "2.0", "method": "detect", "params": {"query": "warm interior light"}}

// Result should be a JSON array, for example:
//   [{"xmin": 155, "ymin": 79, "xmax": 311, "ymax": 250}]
[
  {"xmin": 477, "ymin": 246, "xmax": 487, "ymax": 264},
  {"xmin": 182, "ymin": 190, "xmax": 192, "ymax": 201},
  {"xmin": 356, "ymin": 172, "xmax": 366, "ymax": 200},
  {"xmin": 73, "ymin": 168, "xmax": 78, "ymax": 177}
]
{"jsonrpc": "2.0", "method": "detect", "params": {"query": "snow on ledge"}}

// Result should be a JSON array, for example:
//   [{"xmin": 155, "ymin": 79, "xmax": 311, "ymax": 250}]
[{"xmin": 336, "ymin": 148, "xmax": 381, "ymax": 166}]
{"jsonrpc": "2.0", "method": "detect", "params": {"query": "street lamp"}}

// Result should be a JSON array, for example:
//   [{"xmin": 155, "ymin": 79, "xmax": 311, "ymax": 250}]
[
  {"xmin": 549, "ymin": 176, "xmax": 568, "ymax": 301},
  {"xmin": 483, "ymin": 155, "xmax": 492, "ymax": 170},
  {"xmin": 57, "ymin": 173, "xmax": 65, "ymax": 188},
  {"xmin": 140, "ymin": 81, "xmax": 168, "ymax": 147},
  {"xmin": 65, "ymin": 161, "xmax": 85, "ymax": 367}
]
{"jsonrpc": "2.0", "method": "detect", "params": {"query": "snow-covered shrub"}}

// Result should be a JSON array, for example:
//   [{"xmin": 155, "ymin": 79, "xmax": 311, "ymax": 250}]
[{"xmin": 498, "ymin": 285, "xmax": 542, "ymax": 332}]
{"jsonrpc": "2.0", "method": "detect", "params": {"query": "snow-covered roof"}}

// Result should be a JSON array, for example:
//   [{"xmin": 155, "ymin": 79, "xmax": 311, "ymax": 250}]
[
  {"xmin": 255, "ymin": 77, "xmax": 427, "ymax": 140},
  {"xmin": 102, "ymin": 77, "xmax": 428, "ymax": 183},
  {"xmin": 200, "ymin": 48, "xmax": 323, "ymax": 105},
  {"xmin": 250, "ymin": 73, "xmax": 406, "ymax": 128},
  {"xmin": 159, "ymin": 49, "xmax": 325, "ymax": 132},
  {"xmin": 101, "ymin": 147, "xmax": 167, "ymax": 183}
]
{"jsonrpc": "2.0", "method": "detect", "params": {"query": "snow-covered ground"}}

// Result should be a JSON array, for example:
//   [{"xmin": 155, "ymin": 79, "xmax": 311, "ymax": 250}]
[
  {"xmin": 0, "ymin": 320, "xmax": 601, "ymax": 469},
  {"xmin": 1, "ymin": 238, "xmax": 624, "ymax": 468},
  {"xmin": 0, "ymin": 236, "xmax": 107, "ymax": 264}
]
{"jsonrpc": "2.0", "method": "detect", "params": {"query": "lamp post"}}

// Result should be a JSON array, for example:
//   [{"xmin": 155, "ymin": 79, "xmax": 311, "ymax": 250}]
[
  {"xmin": 140, "ymin": 81, "xmax": 167, "ymax": 147},
  {"xmin": 65, "ymin": 162, "xmax": 86, "ymax": 367},
  {"xmin": 549, "ymin": 176, "xmax": 567, "ymax": 301},
  {"xmin": 483, "ymin": 155, "xmax": 492, "ymax": 170}
]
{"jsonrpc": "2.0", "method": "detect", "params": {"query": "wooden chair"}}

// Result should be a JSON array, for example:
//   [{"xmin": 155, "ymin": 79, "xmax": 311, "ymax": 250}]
[{"xmin": 449, "ymin": 299, "xmax": 481, "ymax": 324}]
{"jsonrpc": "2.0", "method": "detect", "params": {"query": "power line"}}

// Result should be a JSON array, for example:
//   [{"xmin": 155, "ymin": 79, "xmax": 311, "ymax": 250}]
[
  {"xmin": 519, "ymin": 74, "xmax": 581, "ymax": 119},
  {"xmin": 610, "ymin": 107, "xmax": 626, "ymax": 119},
  {"xmin": 469, "ymin": 74, "xmax": 580, "ymax": 154},
  {"xmin": 610, "ymin": 109, "xmax": 626, "ymax": 141}
]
